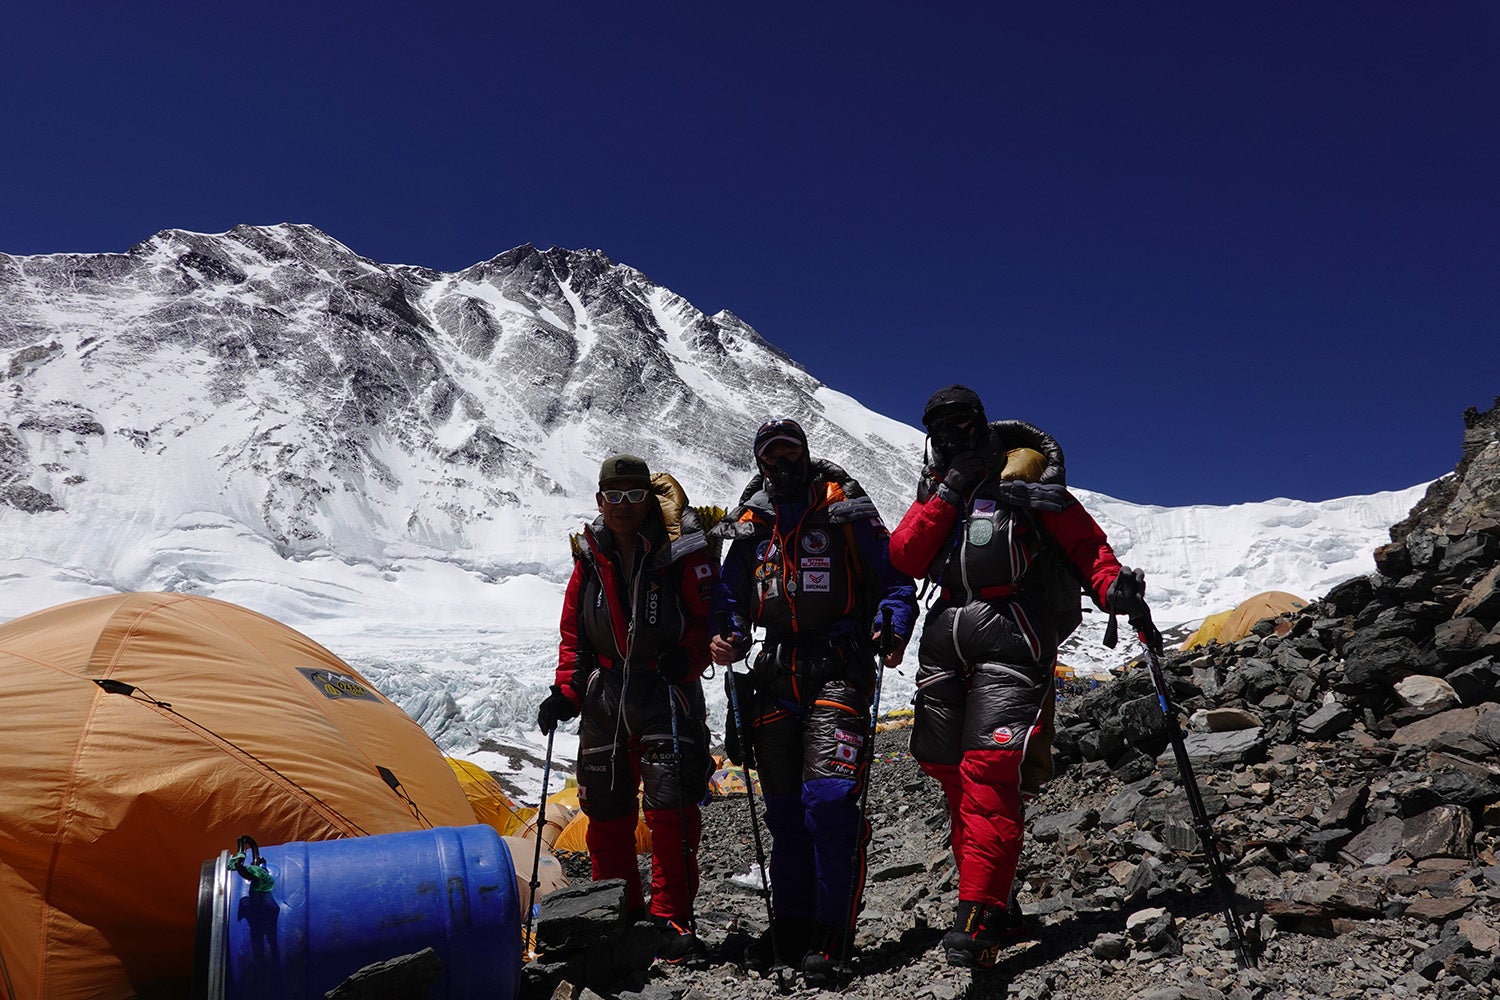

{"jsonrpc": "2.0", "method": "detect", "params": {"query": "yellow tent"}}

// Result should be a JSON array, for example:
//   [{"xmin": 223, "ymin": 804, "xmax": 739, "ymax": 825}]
[
  {"xmin": 447, "ymin": 757, "xmax": 529, "ymax": 836},
  {"xmin": 1182, "ymin": 591, "xmax": 1308, "ymax": 649},
  {"xmin": 0, "ymin": 592, "xmax": 478, "ymax": 1000}
]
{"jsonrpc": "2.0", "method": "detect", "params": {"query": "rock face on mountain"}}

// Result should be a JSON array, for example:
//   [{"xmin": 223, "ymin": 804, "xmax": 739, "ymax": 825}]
[{"xmin": 525, "ymin": 400, "xmax": 1500, "ymax": 1000}]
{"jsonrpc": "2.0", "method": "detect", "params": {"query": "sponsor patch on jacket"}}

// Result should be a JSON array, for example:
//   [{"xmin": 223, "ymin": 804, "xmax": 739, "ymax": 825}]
[
  {"xmin": 801, "ymin": 570, "xmax": 831, "ymax": 592},
  {"xmin": 833, "ymin": 728, "xmax": 865, "ymax": 746},
  {"xmin": 800, "ymin": 556, "xmax": 831, "ymax": 569},
  {"xmin": 756, "ymin": 540, "xmax": 778, "ymax": 561},
  {"xmin": 800, "ymin": 529, "xmax": 829, "ymax": 554},
  {"xmin": 991, "ymin": 726, "xmax": 1014, "ymax": 745},
  {"xmin": 973, "ymin": 498, "xmax": 997, "ymax": 514}
]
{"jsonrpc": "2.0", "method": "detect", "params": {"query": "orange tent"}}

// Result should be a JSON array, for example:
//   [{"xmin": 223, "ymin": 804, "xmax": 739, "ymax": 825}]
[
  {"xmin": 0, "ymin": 592, "xmax": 478, "ymax": 1000},
  {"xmin": 1182, "ymin": 591, "xmax": 1308, "ymax": 649}
]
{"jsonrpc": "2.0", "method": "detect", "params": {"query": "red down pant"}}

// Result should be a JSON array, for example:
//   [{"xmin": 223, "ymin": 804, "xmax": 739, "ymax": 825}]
[
  {"xmin": 909, "ymin": 597, "xmax": 1054, "ymax": 907},
  {"xmin": 575, "ymin": 668, "xmax": 710, "ymax": 921}
]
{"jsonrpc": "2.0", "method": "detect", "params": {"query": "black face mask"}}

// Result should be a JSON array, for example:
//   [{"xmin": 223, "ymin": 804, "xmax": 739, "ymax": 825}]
[{"xmin": 765, "ymin": 457, "xmax": 810, "ymax": 500}]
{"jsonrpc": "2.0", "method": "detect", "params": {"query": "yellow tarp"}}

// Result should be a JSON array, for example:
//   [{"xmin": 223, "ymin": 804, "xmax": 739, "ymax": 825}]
[{"xmin": 0, "ymin": 592, "xmax": 478, "ymax": 1000}]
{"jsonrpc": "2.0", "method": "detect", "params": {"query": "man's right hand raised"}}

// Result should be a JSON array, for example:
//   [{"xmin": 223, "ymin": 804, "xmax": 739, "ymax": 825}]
[{"xmin": 942, "ymin": 450, "xmax": 990, "ymax": 494}]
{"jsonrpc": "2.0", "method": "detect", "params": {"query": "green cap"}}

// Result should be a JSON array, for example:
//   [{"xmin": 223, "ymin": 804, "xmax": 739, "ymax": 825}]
[{"xmin": 598, "ymin": 454, "xmax": 651, "ymax": 486}]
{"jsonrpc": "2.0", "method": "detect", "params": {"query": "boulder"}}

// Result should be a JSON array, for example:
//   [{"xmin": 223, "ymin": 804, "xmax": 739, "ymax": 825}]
[
  {"xmin": 1393, "ymin": 675, "xmax": 1460, "ymax": 713},
  {"xmin": 1298, "ymin": 702, "xmax": 1356, "ymax": 740},
  {"xmin": 1447, "ymin": 657, "xmax": 1500, "ymax": 706},
  {"xmin": 1391, "ymin": 706, "xmax": 1486, "ymax": 747},
  {"xmin": 1455, "ymin": 564, "xmax": 1500, "ymax": 624},
  {"xmin": 1398, "ymin": 804, "xmax": 1475, "ymax": 860}
]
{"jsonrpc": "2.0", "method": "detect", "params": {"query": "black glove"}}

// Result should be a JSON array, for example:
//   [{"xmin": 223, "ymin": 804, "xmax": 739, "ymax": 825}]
[
  {"xmin": 1106, "ymin": 566, "xmax": 1149, "ymax": 618},
  {"xmin": 657, "ymin": 647, "xmax": 692, "ymax": 684},
  {"xmin": 723, "ymin": 706, "xmax": 755, "ymax": 768},
  {"xmin": 942, "ymin": 450, "xmax": 990, "ymax": 495},
  {"xmin": 537, "ymin": 685, "xmax": 578, "ymax": 735}
]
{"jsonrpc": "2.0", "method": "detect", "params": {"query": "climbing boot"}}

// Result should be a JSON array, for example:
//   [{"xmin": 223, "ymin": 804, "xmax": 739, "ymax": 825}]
[
  {"xmin": 745, "ymin": 915, "xmax": 817, "ymax": 973},
  {"xmin": 799, "ymin": 925, "xmax": 846, "ymax": 986},
  {"xmin": 651, "ymin": 915, "xmax": 704, "ymax": 964},
  {"xmin": 942, "ymin": 900, "xmax": 1005, "ymax": 969}
]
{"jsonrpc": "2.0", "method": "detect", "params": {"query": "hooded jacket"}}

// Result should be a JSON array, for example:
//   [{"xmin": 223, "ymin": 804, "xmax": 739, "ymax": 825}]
[{"xmin": 555, "ymin": 473, "xmax": 717, "ymax": 707}]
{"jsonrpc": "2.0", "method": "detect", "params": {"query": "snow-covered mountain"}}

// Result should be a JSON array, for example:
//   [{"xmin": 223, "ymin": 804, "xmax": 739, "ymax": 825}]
[{"xmin": 0, "ymin": 224, "xmax": 1425, "ymax": 789}]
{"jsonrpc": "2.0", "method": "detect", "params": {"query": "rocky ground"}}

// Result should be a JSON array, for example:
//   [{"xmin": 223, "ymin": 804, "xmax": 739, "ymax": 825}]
[{"xmin": 524, "ymin": 399, "xmax": 1500, "ymax": 1000}]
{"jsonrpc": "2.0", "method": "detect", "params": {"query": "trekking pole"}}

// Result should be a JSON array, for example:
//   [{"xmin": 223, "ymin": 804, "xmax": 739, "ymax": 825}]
[
  {"xmin": 723, "ymin": 633, "xmax": 789, "ymax": 993},
  {"xmin": 665, "ymin": 677, "xmax": 696, "ymax": 936},
  {"xmin": 840, "ymin": 606, "xmax": 893, "ymax": 969},
  {"xmin": 1120, "ymin": 604, "xmax": 1259, "ymax": 970},
  {"xmin": 524, "ymin": 727, "xmax": 556, "ymax": 962}
]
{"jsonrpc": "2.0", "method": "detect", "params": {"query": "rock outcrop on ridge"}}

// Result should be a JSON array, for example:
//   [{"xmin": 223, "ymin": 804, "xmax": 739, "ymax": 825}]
[{"xmin": 524, "ymin": 398, "xmax": 1500, "ymax": 1000}]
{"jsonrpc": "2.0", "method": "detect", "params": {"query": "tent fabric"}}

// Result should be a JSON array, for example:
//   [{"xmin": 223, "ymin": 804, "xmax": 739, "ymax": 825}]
[
  {"xmin": 519, "ymin": 800, "xmax": 577, "ymax": 850},
  {"xmin": 0, "ymin": 592, "xmax": 478, "ymax": 1000},
  {"xmin": 447, "ymin": 757, "xmax": 528, "ymax": 836},
  {"xmin": 1183, "ymin": 591, "xmax": 1308, "ymax": 649},
  {"xmin": 1182, "ymin": 609, "xmax": 1236, "ymax": 649},
  {"xmin": 503, "ymin": 835, "xmax": 568, "ymax": 915}
]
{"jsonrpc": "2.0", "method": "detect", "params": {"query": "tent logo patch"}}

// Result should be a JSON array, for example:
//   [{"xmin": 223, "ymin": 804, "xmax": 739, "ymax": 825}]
[{"xmin": 299, "ymin": 668, "xmax": 380, "ymax": 703}]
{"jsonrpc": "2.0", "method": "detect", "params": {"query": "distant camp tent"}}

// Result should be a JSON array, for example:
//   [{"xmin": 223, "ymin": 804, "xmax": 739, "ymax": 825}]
[
  {"xmin": 1182, "ymin": 591, "xmax": 1309, "ymax": 649},
  {"xmin": 448, "ymin": 757, "xmax": 529, "ymax": 835},
  {"xmin": 0, "ymin": 592, "xmax": 479, "ymax": 1000},
  {"xmin": 709, "ymin": 763, "xmax": 761, "ymax": 798}
]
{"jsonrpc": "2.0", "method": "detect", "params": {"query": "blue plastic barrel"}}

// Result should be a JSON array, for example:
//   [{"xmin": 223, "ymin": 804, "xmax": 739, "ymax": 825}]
[{"xmin": 195, "ymin": 824, "xmax": 520, "ymax": 1000}]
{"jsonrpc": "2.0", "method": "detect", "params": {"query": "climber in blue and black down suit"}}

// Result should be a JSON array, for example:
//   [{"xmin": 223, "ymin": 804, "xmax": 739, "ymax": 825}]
[{"xmin": 709, "ymin": 418, "xmax": 916, "ymax": 983}]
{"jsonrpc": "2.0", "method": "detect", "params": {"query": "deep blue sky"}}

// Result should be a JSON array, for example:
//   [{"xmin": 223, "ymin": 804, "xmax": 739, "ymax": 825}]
[{"xmin": 3, "ymin": 3, "xmax": 1496, "ymax": 505}]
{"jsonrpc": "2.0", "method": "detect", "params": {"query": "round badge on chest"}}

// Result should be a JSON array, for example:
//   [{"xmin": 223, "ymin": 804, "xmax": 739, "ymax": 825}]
[{"xmin": 966, "ymin": 518, "xmax": 995, "ymax": 546}]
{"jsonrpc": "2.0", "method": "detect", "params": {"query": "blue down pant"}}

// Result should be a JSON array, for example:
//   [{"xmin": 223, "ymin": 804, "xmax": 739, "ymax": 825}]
[{"xmin": 743, "ymin": 642, "xmax": 874, "ymax": 934}]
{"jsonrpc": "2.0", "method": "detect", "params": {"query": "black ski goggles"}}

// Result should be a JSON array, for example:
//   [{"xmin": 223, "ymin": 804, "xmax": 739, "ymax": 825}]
[
  {"xmin": 600, "ymin": 488, "xmax": 650, "ymax": 504},
  {"xmin": 926, "ymin": 408, "xmax": 979, "ymax": 436}
]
